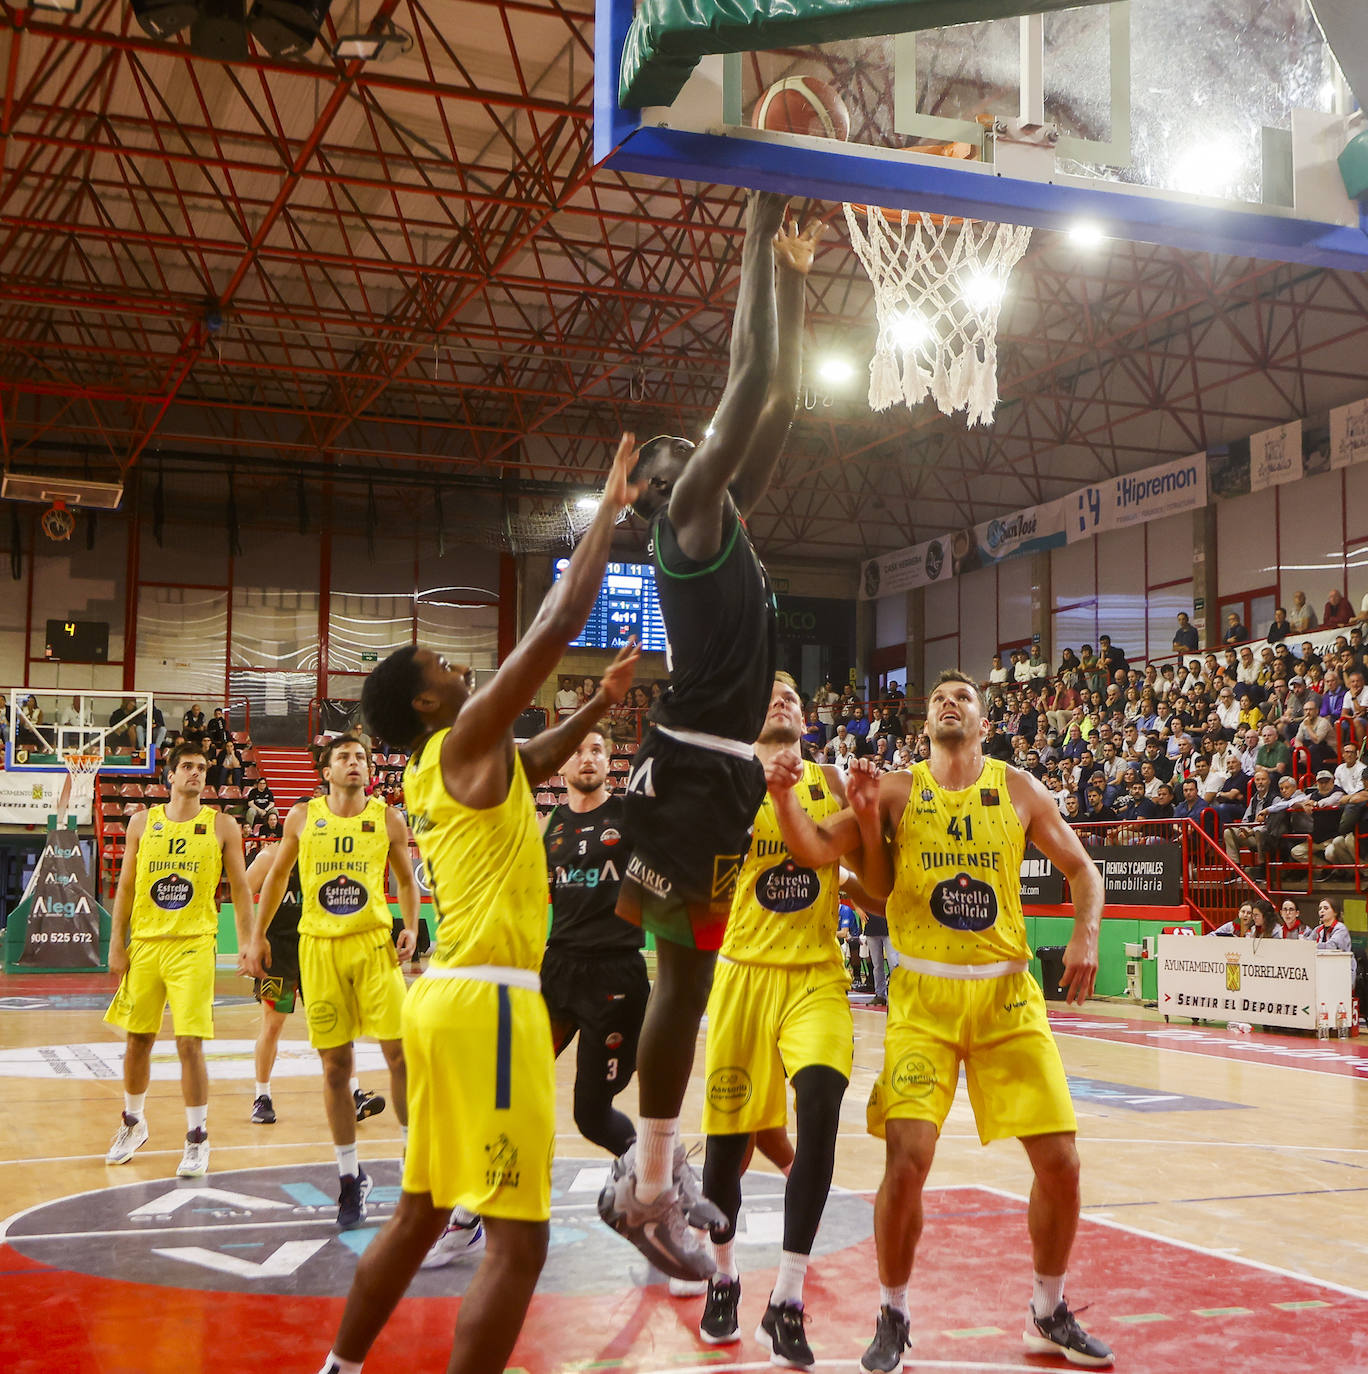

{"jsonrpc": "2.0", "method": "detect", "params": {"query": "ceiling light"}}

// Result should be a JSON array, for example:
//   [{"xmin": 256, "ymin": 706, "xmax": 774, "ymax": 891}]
[
  {"xmin": 889, "ymin": 312, "xmax": 931, "ymax": 350},
  {"xmin": 1066, "ymin": 221, "xmax": 1106, "ymax": 248},
  {"xmin": 1170, "ymin": 139, "xmax": 1240, "ymax": 198},
  {"xmin": 250, "ymin": 0, "xmax": 333, "ymax": 59},
  {"xmin": 575, "ymin": 495, "xmax": 598, "ymax": 511},
  {"xmin": 817, "ymin": 356, "xmax": 855, "ymax": 385},
  {"xmin": 332, "ymin": 19, "xmax": 412, "ymax": 61},
  {"xmin": 961, "ymin": 273, "xmax": 1005, "ymax": 311}
]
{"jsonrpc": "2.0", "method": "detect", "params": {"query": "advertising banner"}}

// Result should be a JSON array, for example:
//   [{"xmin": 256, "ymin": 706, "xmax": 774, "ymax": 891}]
[
  {"xmin": 1329, "ymin": 397, "xmax": 1368, "ymax": 469},
  {"xmin": 1069, "ymin": 452, "xmax": 1208, "ymax": 542},
  {"xmin": 1018, "ymin": 843, "xmax": 1183, "ymax": 905},
  {"xmin": 1020, "ymin": 846, "xmax": 1065, "ymax": 903},
  {"xmin": 5, "ymin": 825, "xmax": 107, "ymax": 970},
  {"xmin": 860, "ymin": 534, "xmax": 952, "ymax": 601},
  {"xmin": 951, "ymin": 499, "xmax": 1069, "ymax": 575},
  {"xmin": 1249, "ymin": 420, "xmax": 1304, "ymax": 491},
  {"xmin": 1156, "ymin": 934, "xmax": 1353, "ymax": 1031},
  {"xmin": 0, "ymin": 771, "xmax": 92, "ymax": 826}
]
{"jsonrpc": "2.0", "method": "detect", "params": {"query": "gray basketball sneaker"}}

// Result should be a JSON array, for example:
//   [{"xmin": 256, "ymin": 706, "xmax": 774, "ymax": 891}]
[{"xmin": 597, "ymin": 1147, "xmax": 713, "ymax": 1282}]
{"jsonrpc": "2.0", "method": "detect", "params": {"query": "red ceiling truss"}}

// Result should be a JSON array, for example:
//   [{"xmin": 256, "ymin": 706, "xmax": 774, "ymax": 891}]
[{"xmin": 2, "ymin": 1, "xmax": 1368, "ymax": 560}]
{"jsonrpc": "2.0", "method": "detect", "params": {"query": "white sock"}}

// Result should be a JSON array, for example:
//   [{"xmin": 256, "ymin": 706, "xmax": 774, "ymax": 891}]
[
  {"xmin": 880, "ymin": 1283, "xmax": 910, "ymax": 1319},
  {"xmin": 186, "ymin": 1104, "xmax": 207, "ymax": 1134},
  {"xmin": 771, "ymin": 1250, "xmax": 809, "ymax": 1306},
  {"xmin": 319, "ymin": 1353, "xmax": 363, "ymax": 1374},
  {"xmin": 349, "ymin": 1077, "xmax": 361, "ymax": 1094},
  {"xmin": 712, "ymin": 1238, "xmax": 738, "ymax": 1281},
  {"xmin": 124, "ymin": 1091, "xmax": 146, "ymax": 1121},
  {"xmin": 400, "ymin": 1123, "xmax": 408, "ymax": 1146},
  {"xmin": 451, "ymin": 1205, "xmax": 478, "ymax": 1227},
  {"xmin": 255, "ymin": 1081, "xmax": 270, "ymax": 1099},
  {"xmin": 1033, "ymin": 1272, "xmax": 1066, "ymax": 1319},
  {"xmin": 336, "ymin": 1143, "xmax": 359, "ymax": 1178},
  {"xmin": 635, "ymin": 1117, "xmax": 677, "ymax": 1203}
]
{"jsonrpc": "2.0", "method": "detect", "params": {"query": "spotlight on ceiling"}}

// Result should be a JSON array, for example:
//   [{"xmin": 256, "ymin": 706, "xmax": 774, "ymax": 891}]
[
  {"xmin": 129, "ymin": 0, "xmax": 198, "ymax": 38},
  {"xmin": 190, "ymin": 0, "xmax": 249, "ymax": 59},
  {"xmin": 332, "ymin": 19, "xmax": 413, "ymax": 61},
  {"xmin": 249, "ymin": 0, "xmax": 333, "ymax": 59},
  {"xmin": 1066, "ymin": 221, "xmax": 1106, "ymax": 248},
  {"xmin": 817, "ymin": 356, "xmax": 855, "ymax": 386}
]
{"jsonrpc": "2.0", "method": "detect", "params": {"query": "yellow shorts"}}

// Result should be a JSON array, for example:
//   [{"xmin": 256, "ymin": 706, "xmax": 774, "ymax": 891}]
[
  {"xmin": 299, "ymin": 928, "xmax": 407, "ymax": 1050},
  {"xmin": 702, "ymin": 959, "xmax": 853, "ymax": 1135},
  {"xmin": 867, "ymin": 967, "xmax": 1076, "ymax": 1145},
  {"xmin": 104, "ymin": 936, "xmax": 216, "ymax": 1040},
  {"xmin": 401, "ymin": 974, "xmax": 555, "ymax": 1220}
]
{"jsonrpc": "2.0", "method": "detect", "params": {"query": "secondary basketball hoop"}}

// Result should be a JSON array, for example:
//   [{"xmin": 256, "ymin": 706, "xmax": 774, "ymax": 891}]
[
  {"xmin": 844, "ymin": 172, "xmax": 1031, "ymax": 427},
  {"xmin": 40, "ymin": 500, "xmax": 76, "ymax": 542}
]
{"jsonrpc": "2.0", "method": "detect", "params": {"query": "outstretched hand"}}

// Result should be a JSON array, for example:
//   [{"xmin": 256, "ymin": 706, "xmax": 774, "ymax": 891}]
[
  {"xmin": 1059, "ymin": 929, "xmax": 1099, "ymax": 1006},
  {"xmin": 764, "ymin": 747, "xmax": 804, "ymax": 795},
  {"xmin": 602, "ymin": 432, "xmax": 643, "ymax": 512},
  {"xmin": 846, "ymin": 756, "xmax": 881, "ymax": 820},
  {"xmin": 597, "ymin": 639, "xmax": 640, "ymax": 706},
  {"xmin": 773, "ymin": 217, "xmax": 825, "ymax": 277}
]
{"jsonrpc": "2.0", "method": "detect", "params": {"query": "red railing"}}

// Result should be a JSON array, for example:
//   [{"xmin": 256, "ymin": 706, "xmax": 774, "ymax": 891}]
[{"xmin": 1065, "ymin": 817, "xmax": 1266, "ymax": 932}]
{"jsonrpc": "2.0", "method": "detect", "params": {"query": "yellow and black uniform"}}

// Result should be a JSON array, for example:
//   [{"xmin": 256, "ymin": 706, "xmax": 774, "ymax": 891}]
[
  {"xmin": 702, "ymin": 759, "xmax": 852, "ymax": 1135},
  {"xmin": 296, "ymin": 795, "xmax": 406, "ymax": 1050},
  {"xmin": 401, "ymin": 737, "xmax": 554, "ymax": 1219},
  {"xmin": 105, "ymin": 805, "xmax": 221, "ymax": 1040},
  {"xmin": 867, "ymin": 757, "xmax": 1076, "ymax": 1144}
]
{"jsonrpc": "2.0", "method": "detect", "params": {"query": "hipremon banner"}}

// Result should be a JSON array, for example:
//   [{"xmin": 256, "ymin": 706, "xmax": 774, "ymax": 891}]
[{"xmin": 1069, "ymin": 452, "xmax": 1207, "ymax": 542}]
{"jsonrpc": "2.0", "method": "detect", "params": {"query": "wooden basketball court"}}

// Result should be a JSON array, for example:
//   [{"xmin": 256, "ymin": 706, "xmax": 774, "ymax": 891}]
[{"xmin": 2, "ymin": 967, "xmax": 1366, "ymax": 1373}]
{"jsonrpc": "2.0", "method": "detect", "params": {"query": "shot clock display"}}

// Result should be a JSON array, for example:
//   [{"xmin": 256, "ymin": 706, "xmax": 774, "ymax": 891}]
[
  {"xmin": 44, "ymin": 619, "xmax": 110, "ymax": 663},
  {"xmin": 553, "ymin": 560, "xmax": 667, "ymax": 652}
]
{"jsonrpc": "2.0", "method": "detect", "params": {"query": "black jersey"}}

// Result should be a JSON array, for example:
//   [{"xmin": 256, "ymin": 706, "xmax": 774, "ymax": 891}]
[
  {"xmin": 650, "ymin": 504, "xmax": 776, "ymax": 743},
  {"xmin": 270, "ymin": 865, "xmax": 304, "ymax": 943},
  {"xmin": 544, "ymin": 796, "xmax": 642, "ymax": 957}
]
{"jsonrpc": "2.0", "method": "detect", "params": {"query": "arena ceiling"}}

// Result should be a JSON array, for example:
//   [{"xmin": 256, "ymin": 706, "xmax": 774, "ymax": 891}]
[{"xmin": 2, "ymin": 0, "xmax": 1368, "ymax": 563}]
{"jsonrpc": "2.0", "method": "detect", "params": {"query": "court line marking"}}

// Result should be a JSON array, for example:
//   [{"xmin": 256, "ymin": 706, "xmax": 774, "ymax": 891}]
[
  {"xmin": 593, "ymin": 1364, "xmax": 1039, "ymax": 1373},
  {"xmin": 970, "ymin": 1183, "xmax": 1368, "ymax": 1304},
  {"xmin": 1049, "ymin": 1027, "xmax": 1368, "ymax": 1080}
]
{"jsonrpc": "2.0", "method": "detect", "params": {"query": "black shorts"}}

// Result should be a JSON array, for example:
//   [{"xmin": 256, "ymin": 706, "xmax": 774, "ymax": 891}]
[
  {"xmin": 254, "ymin": 931, "xmax": 301, "ymax": 1014},
  {"xmin": 617, "ymin": 728, "xmax": 766, "ymax": 951},
  {"xmin": 541, "ymin": 949, "xmax": 650, "ymax": 1092}
]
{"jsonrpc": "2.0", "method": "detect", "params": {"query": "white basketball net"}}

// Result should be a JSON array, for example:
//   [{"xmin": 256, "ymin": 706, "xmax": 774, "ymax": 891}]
[{"xmin": 843, "ymin": 205, "xmax": 1032, "ymax": 427}]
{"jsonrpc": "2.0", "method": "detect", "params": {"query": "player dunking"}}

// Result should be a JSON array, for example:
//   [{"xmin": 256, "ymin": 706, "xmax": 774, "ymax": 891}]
[
  {"xmin": 542, "ymin": 727, "xmax": 648, "ymax": 1155},
  {"xmin": 104, "ymin": 740, "xmax": 254, "ymax": 1177},
  {"xmin": 693, "ymin": 672, "xmax": 851, "ymax": 1369},
  {"xmin": 600, "ymin": 190, "xmax": 823, "ymax": 1279},
  {"xmin": 312, "ymin": 437, "xmax": 639, "ymax": 1374},
  {"xmin": 244, "ymin": 734, "xmax": 420, "ymax": 1228},
  {"xmin": 769, "ymin": 671, "xmax": 1114, "ymax": 1370}
]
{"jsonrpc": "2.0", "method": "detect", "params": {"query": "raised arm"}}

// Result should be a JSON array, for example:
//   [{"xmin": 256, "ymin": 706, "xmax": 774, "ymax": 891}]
[
  {"xmin": 1013, "ymin": 768, "xmax": 1103, "ymax": 1004},
  {"xmin": 519, "ymin": 641, "xmax": 639, "ymax": 786},
  {"xmin": 668, "ymin": 191, "xmax": 788, "ymax": 558},
  {"xmin": 443, "ymin": 434, "xmax": 641, "ymax": 770},
  {"xmin": 766, "ymin": 747, "xmax": 862, "ymax": 867},
  {"xmin": 729, "ymin": 219, "xmax": 824, "ymax": 518},
  {"xmin": 386, "ymin": 807, "xmax": 420, "ymax": 960}
]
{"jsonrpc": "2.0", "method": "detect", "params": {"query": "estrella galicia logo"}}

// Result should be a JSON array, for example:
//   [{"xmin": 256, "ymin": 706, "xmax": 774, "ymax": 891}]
[
  {"xmin": 756, "ymin": 860, "xmax": 820, "ymax": 913},
  {"xmin": 924, "ymin": 540, "xmax": 945, "ymax": 580},
  {"xmin": 319, "ymin": 875, "xmax": 365, "ymax": 915},
  {"xmin": 929, "ymin": 873, "xmax": 998, "ymax": 932},
  {"xmin": 150, "ymin": 874, "xmax": 193, "ymax": 910}
]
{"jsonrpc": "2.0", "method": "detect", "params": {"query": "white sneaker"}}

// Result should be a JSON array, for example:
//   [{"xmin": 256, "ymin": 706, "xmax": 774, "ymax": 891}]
[
  {"xmin": 106, "ymin": 1112, "xmax": 149, "ymax": 1165},
  {"xmin": 420, "ymin": 1217, "xmax": 487, "ymax": 1269},
  {"xmin": 177, "ymin": 1128, "xmax": 210, "ymax": 1178}
]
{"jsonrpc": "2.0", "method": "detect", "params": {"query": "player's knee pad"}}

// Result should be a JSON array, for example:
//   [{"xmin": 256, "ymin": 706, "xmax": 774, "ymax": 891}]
[{"xmin": 792, "ymin": 1063, "xmax": 848, "ymax": 1137}]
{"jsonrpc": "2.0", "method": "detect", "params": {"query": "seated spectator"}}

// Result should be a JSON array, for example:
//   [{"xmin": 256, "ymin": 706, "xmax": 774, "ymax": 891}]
[
  {"xmin": 849, "ymin": 706, "xmax": 871, "ymax": 749},
  {"xmin": 801, "ymin": 711, "xmax": 824, "ymax": 753},
  {"xmin": 1172, "ymin": 612, "xmax": 1199, "ymax": 653},
  {"xmin": 1222, "ymin": 767, "xmax": 1278, "ymax": 866},
  {"xmin": 1288, "ymin": 591, "xmax": 1316, "ymax": 633},
  {"xmin": 108, "ymin": 696, "xmax": 146, "ymax": 752},
  {"xmin": 982, "ymin": 720, "xmax": 1013, "ymax": 761},
  {"xmin": 1149, "ymin": 781, "xmax": 1176, "ymax": 819},
  {"xmin": 1278, "ymin": 899, "xmax": 1312, "ymax": 939},
  {"xmin": 1223, "ymin": 612, "xmax": 1248, "ymax": 645},
  {"xmin": 1323, "ymin": 588, "xmax": 1353, "ymax": 629},
  {"xmin": 553, "ymin": 676, "xmax": 580, "ymax": 719},
  {"xmin": 1083, "ymin": 784, "xmax": 1115, "ymax": 821},
  {"xmin": 1214, "ymin": 686, "xmax": 1240, "ymax": 735},
  {"xmin": 1318, "ymin": 668, "xmax": 1347, "ymax": 722},
  {"xmin": 1313, "ymin": 899, "xmax": 1355, "ymax": 978},
  {"xmin": 1209, "ymin": 902, "xmax": 1254, "ymax": 938},
  {"xmin": 987, "ymin": 653, "xmax": 1009, "ymax": 690},
  {"xmin": 1172, "ymin": 776, "xmax": 1211, "ymax": 828},
  {"xmin": 1243, "ymin": 772, "xmax": 1312, "ymax": 876},
  {"xmin": 1249, "ymin": 899, "xmax": 1281, "ymax": 939},
  {"xmin": 1267, "ymin": 607, "xmax": 1291, "ymax": 642},
  {"xmin": 183, "ymin": 703, "xmax": 207, "ymax": 737},
  {"xmin": 1286, "ymin": 770, "xmax": 1344, "ymax": 866},
  {"xmin": 1342, "ymin": 665, "xmax": 1368, "ymax": 746},
  {"xmin": 244, "ymin": 776, "xmax": 277, "ymax": 828},
  {"xmin": 251, "ymin": 809, "xmax": 283, "ymax": 842},
  {"xmin": 1295, "ymin": 699, "xmax": 1336, "ymax": 773},
  {"xmin": 1325, "ymin": 743, "xmax": 1368, "ymax": 865},
  {"xmin": 1253, "ymin": 722, "xmax": 1291, "ymax": 776},
  {"xmin": 207, "ymin": 707, "xmax": 230, "ymax": 748}
]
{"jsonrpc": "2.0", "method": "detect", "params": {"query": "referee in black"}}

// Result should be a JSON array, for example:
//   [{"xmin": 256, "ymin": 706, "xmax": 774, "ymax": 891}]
[{"xmin": 542, "ymin": 727, "xmax": 648, "ymax": 1155}]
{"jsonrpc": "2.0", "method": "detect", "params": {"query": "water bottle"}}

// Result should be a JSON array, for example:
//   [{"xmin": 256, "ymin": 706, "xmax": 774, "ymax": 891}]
[
  {"xmin": 1317, "ymin": 1003, "xmax": 1330, "ymax": 1040},
  {"xmin": 1337, "ymin": 1003, "xmax": 1349, "ymax": 1041},
  {"xmin": 1227, "ymin": 1021, "xmax": 1252, "ymax": 1034}
]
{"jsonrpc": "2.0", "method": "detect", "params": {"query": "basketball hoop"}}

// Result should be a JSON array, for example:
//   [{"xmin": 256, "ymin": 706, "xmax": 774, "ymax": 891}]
[
  {"xmin": 56, "ymin": 750, "xmax": 102, "ymax": 822},
  {"xmin": 40, "ymin": 500, "xmax": 76, "ymax": 542},
  {"xmin": 63, "ymin": 751, "xmax": 103, "ymax": 777},
  {"xmin": 844, "ymin": 149, "xmax": 1031, "ymax": 427}
]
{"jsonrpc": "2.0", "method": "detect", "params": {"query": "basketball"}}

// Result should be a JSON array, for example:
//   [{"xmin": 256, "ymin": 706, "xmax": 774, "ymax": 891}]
[{"xmin": 752, "ymin": 76, "xmax": 850, "ymax": 142}]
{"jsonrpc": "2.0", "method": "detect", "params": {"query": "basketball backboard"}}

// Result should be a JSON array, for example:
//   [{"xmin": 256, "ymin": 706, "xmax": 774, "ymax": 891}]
[
  {"xmin": 5, "ymin": 690, "xmax": 158, "ymax": 777},
  {"xmin": 595, "ymin": 0, "xmax": 1368, "ymax": 269}
]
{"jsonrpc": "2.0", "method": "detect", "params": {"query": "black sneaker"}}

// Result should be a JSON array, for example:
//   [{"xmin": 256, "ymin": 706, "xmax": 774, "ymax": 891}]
[
  {"xmin": 337, "ymin": 1167, "xmax": 372, "ymax": 1228},
  {"xmin": 756, "ymin": 1299, "xmax": 813, "ymax": 1369},
  {"xmin": 860, "ymin": 1305, "xmax": 910, "ymax": 1373},
  {"xmin": 1023, "ymin": 1301, "xmax": 1114, "ymax": 1368},
  {"xmin": 354, "ymin": 1089, "xmax": 386, "ymax": 1122},
  {"xmin": 251, "ymin": 1094, "xmax": 276, "ymax": 1125},
  {"xmin": 699, "ymin": 1276, "xmax": 741, "ymax": 1345}
]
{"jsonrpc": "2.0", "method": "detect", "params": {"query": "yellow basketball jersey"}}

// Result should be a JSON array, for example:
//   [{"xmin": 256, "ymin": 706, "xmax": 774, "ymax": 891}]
[
  {"xmin": 405, "ymin": 734, "xmax": 548, "ymax": 973},
  {"xmin": 131, "ymin": 805, "xmax": 222, "ymax": 939},
  {"xmin": 297, "ymin": 795, "xmax": 393, "ymax": 938},
  {"xmin": 887, "ymin": 758, "xmax": 1030, "ymax": 966},
  {"xmin": 721, "ymin": 758, "xmax": 843, "ymax": 968}
]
